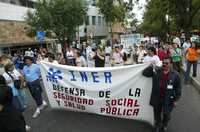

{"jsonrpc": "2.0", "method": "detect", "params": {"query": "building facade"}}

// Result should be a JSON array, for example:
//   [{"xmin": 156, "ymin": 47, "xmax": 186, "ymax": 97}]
[
  {"xmin": 78, "ymin": 0, "xmax": 109, "ymax": 42},
  {"xmin": 0, "ymin": 0, "xmax": 41, "ymax": 55},
  {"xmin": 0, "ymin": 0, "xmax": 110, "ymax": 54}
]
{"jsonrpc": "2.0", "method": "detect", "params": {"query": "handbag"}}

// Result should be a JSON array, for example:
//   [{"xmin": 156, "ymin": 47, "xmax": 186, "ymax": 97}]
[{"xmin": 13, "ymin": 80, "xmax": 21, "ymax": 89}]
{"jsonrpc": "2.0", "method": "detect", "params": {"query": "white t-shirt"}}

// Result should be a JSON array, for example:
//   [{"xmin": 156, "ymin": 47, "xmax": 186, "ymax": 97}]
[
  {"xmin": 143, "ymin": 55, "xmax": 160, "ymax": 65},
  {"xmin": 105, "ymin": 46, "xmax": 112, "ymax": 54},
  {"xmin": 66, "ymin": 50, "xmax": 74, "ymax": 59}
]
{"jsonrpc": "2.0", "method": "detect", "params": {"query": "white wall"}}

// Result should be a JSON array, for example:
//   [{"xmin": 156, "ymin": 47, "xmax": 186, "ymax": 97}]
[{"xmin": 0, "ymin": 2, "xmax": 33, "ymax": 21}]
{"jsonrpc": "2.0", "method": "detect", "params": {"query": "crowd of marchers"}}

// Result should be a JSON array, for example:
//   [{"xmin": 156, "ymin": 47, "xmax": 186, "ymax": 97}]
[{"xmin": 0, "ymin": 37, "xmax": 199, "ymax": 132}]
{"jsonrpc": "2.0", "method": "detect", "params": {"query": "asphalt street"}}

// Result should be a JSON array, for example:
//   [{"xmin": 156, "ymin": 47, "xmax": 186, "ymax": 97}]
[{"xmin": 24, "ymin": 82, "xmax": 200, "ymax": 132}]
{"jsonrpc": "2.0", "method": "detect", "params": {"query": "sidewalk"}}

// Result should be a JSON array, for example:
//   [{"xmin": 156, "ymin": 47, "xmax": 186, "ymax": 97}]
[{"xmin": 191, "ymin": 58, "xmax": 200, "ymax": 92}]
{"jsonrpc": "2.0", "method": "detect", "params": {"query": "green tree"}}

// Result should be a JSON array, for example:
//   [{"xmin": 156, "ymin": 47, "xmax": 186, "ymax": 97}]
[
  {"xmin": 168, "ymin": 0, "xmax": 200, "ymax": 32},
  {"xmin": 25, "ymin": 0, "xmax": 87, "ymax": 50},
  {"xmin": 139, "ymin": 0, "xmax": 169, "ymax": 39},
  {"xmin": 140, "ymin": 0, "xmax": 200, "ymax": 40}
]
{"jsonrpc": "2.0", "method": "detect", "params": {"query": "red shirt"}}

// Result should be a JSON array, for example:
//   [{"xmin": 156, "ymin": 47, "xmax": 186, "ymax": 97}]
[
  {"xmin": 159, "ymin": 71, "xmax": 169, "ymax": 98},
  {"xmin": 158, "ymin": 49, "xmax": 167, "ymax": 61}
]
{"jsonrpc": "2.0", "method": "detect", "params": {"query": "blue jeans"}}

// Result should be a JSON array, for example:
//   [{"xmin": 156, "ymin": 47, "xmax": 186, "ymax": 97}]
[
  {"xmin": 27, "ymin": 79, "xmax": 43, "ymax": 107},
  {"xmin": 185, "ymin": 60, "xmax": 198, "ymax": 81},
  {"xmin": 18, "ymin": 89, "xmax": 28, "ymax": 110}
]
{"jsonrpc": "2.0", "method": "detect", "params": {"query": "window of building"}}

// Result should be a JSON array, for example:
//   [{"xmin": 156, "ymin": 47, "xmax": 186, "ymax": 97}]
[
  {"xmin": 27, "ymin": 0, "xmax": 35, "ymax": 8},
  {"xmin": 19, "ymin": 0, "xmax": 27, "ymax": 7},
  {"xmin": 0, "ymin": 0, "xmax": 35, "ymax": 8},
  {"xmin": 98, "ymin": 16, "xmax": 101, "ymax": 26},
  {"xmin": 86, "ymin": 16, "xmax": 89, "ymax": 25},
  {"xmin": 102, "ymin": 17, "xmax": 105, "ymax": 26},
  {"xmin": 92, "ymin": 0, "xmax": 96, "ymax": 6},
  {"xmin": 92, "ymin": 16, "xmax": 96, "ymax": 25},
  {"xmin": 10, "ymin": 0, "xmax": 17, "ymax": 4},
  {"xmin": 0, "ymin": 0, "xmax": 8, "ymax": 3}
]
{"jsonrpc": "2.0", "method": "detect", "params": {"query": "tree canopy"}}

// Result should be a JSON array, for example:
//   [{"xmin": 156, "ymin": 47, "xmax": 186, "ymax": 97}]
[
  {"xmin": 26, "ymin": 0, "xmax": 87, "ymax": 46},
  {"xmin": 140, "ymin": 0, "xmax": 200, "ymax": 39}
]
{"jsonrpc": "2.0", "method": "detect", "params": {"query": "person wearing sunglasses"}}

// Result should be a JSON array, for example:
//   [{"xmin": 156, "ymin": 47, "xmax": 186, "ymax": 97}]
[{"xmin": 143, "ymin": 57, "xmax": 182, "ymax": 132}]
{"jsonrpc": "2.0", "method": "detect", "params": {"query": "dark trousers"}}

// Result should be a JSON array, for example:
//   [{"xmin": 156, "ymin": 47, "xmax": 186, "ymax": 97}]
[
  {"xmin": 12, "ymin": 96, "xmax": 24, "ymax": 112},
  {"xmin": 185, "ymin": 60, "xmax": 198, "ymax": 81},
  {"xmin": 27, "ymin": 79, "xmax": 43, "ymax": 107},
  {"xmin": 154, "ymin": 99, "xmax": 171, "ymax": 127}
]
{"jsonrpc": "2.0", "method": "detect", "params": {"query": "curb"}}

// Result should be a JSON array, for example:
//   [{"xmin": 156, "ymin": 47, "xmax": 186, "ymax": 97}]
[{"xmin": 191, "ymin": 77, "xmax": 200, "ymax": 93}]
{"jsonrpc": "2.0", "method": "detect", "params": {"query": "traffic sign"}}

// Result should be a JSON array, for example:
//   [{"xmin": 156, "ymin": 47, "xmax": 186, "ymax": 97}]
[{"xmin": 37, "ymin": 31, "xmax": 45, "ymax": 41}]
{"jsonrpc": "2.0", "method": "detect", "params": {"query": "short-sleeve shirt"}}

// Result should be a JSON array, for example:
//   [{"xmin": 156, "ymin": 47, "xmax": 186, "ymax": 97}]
[
  {"xmin": 23, "ymin": 64, "xmax": 40, "ymax": 82},
  {"xmin": 186, "ymin": 48, "xmax": 198, "ymax": 61},
  {"xmin": 171, "ymin": 48, "xmax": 182, "ymax": 62}
]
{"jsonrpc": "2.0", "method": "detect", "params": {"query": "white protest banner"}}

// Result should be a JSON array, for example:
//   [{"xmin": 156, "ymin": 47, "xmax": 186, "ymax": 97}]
[{"xmin": 40, "ymin": 62, "xmax": 154, "ymax": 125}]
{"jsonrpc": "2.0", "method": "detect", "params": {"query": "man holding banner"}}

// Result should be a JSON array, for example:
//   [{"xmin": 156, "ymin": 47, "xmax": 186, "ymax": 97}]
[{"xmin": 143, "ymin": 57, "xmax": 182, "ymax": 132}]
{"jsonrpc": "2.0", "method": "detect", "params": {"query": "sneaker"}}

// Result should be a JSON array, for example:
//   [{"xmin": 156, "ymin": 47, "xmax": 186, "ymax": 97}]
[
  {"xmin": 192, "ymin": 74, "xmax": 197, "ymax": 77},
  {"xmin": 43, "ymin": 100, "xmax": 47, "ymax": 107},
  {"xmin": 32, "ymin": 108, "xmax": 40, "ymax": 118},
  {"xmin": 25, "ymin": 125, "xmax": 31, "ymax": 131},
  {"xmin": 39, "ymin": 100, "xmax": 47, "ymax": 110}
]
